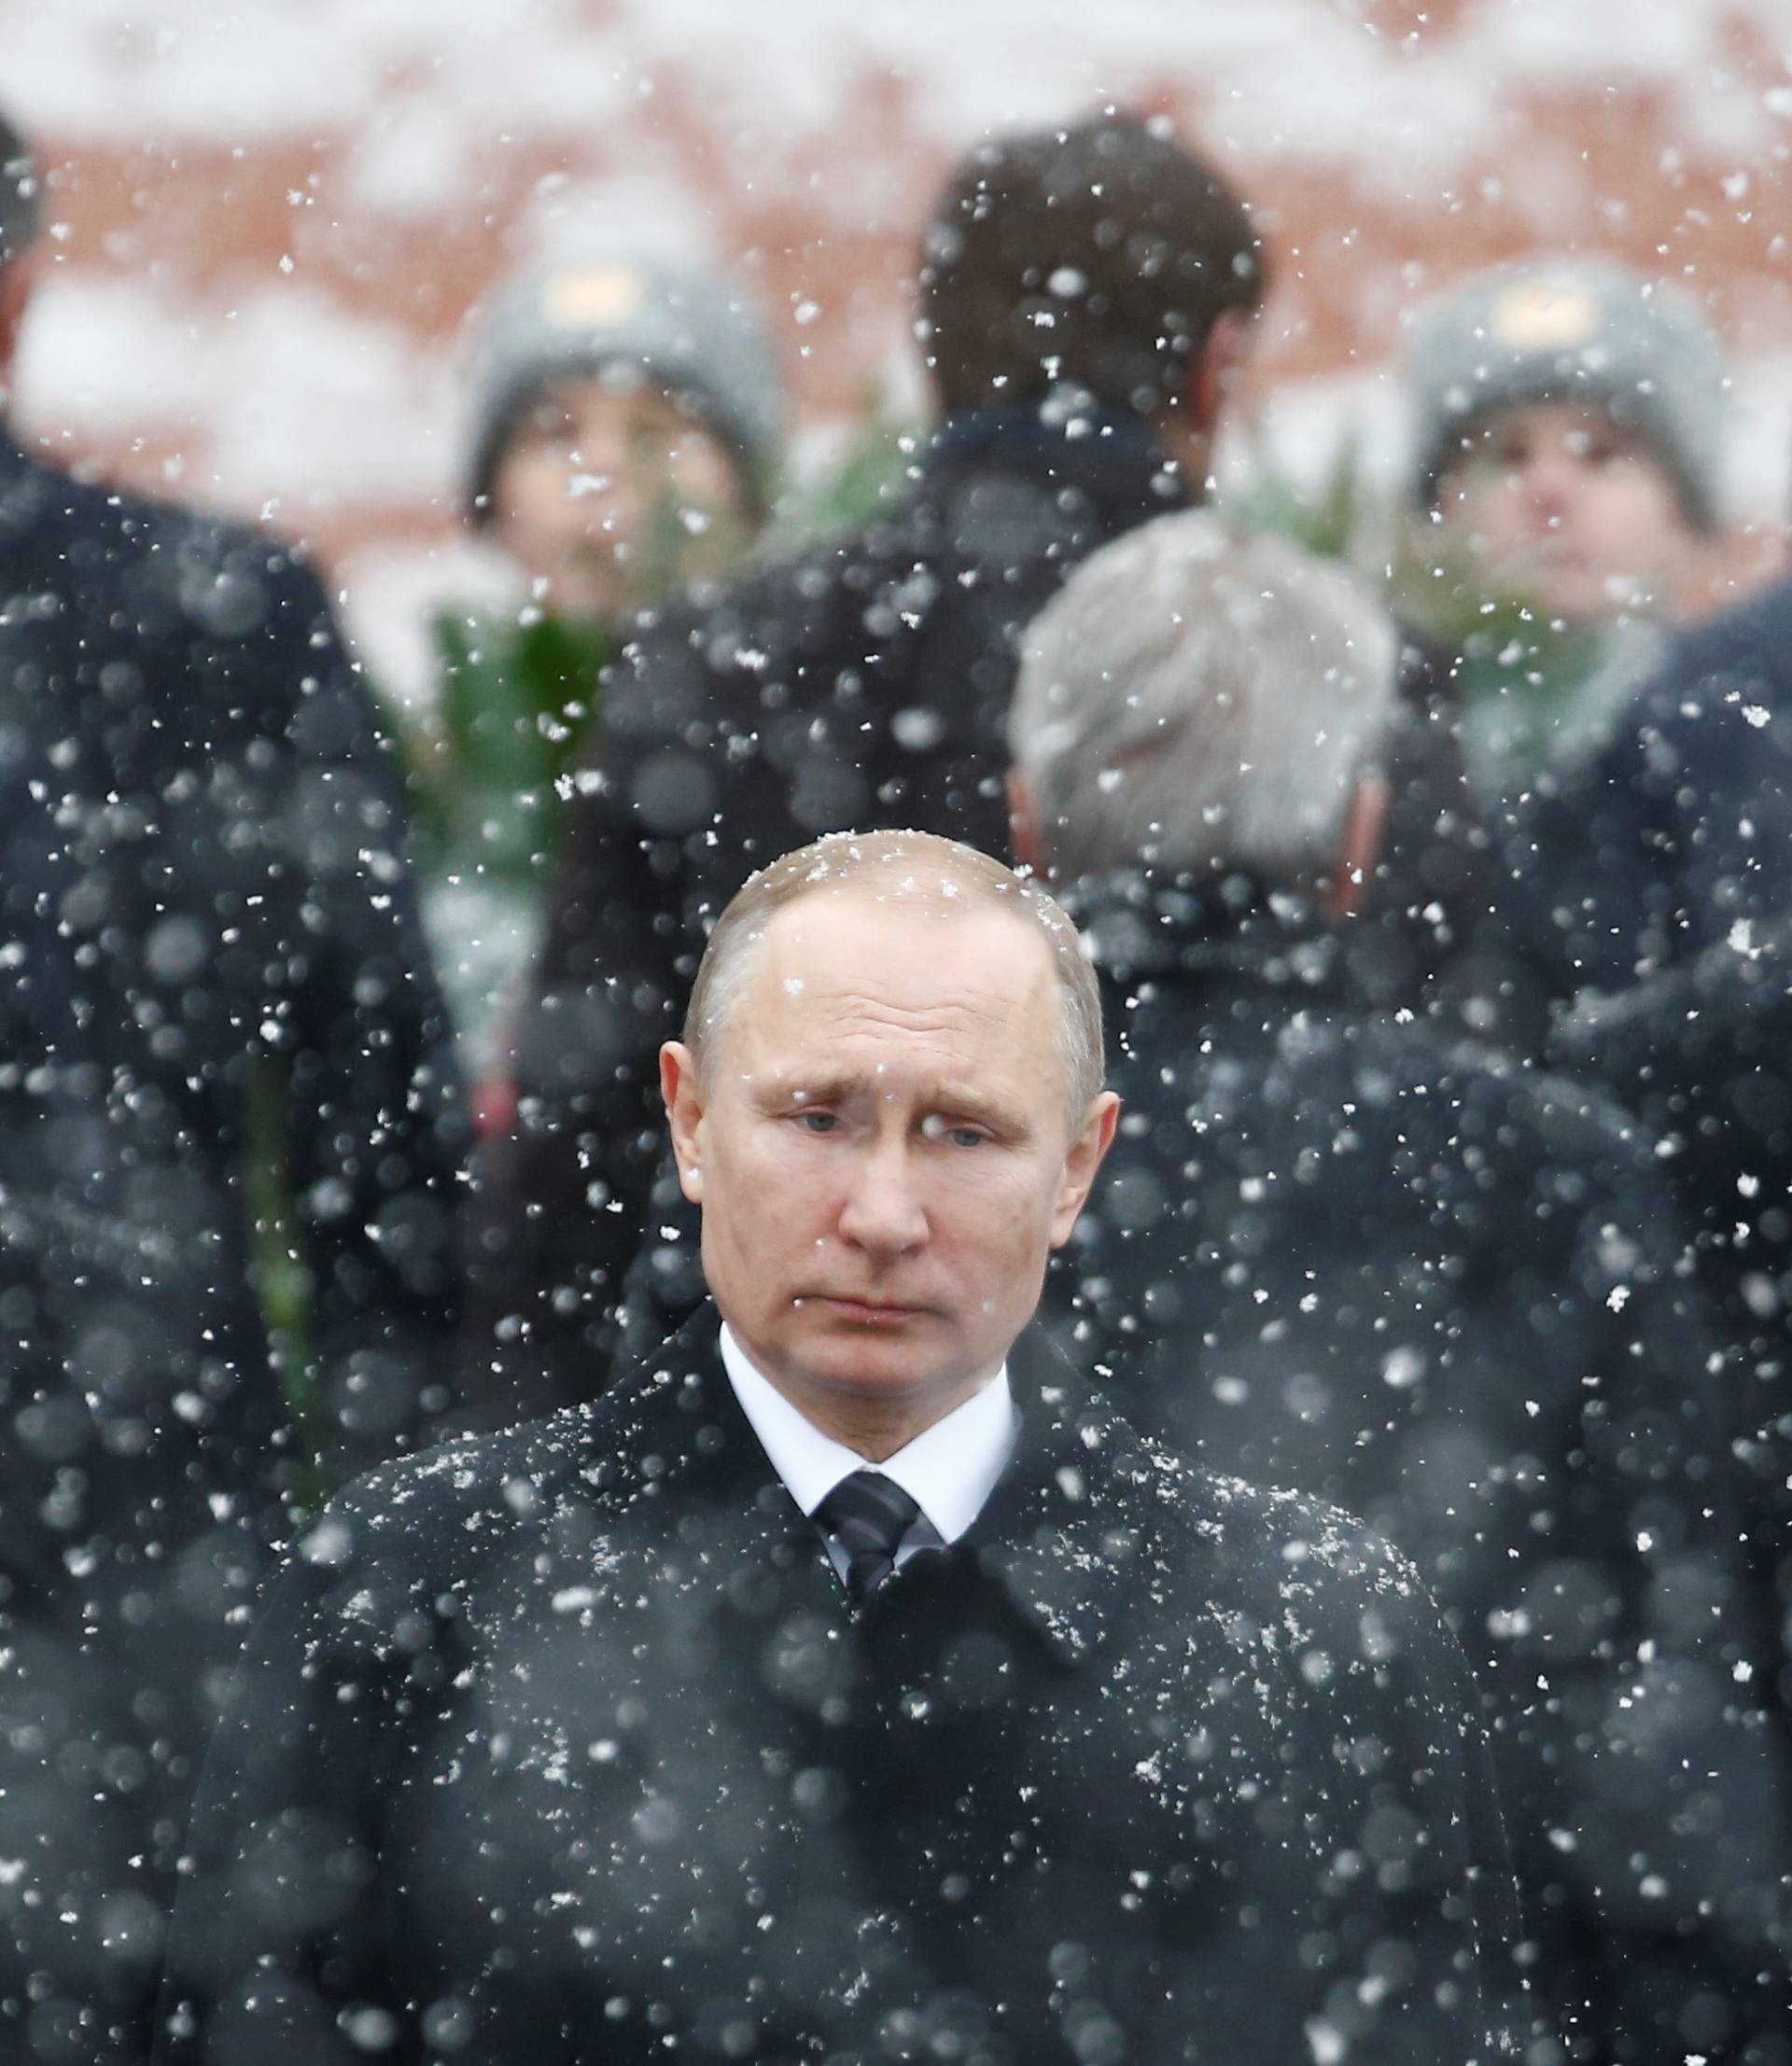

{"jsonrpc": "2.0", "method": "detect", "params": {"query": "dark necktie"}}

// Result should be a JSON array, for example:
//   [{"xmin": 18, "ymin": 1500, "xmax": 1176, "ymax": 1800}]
[{"xmin": 814, "ymin": 1469, "xmax": 922, "ymax": 1605}]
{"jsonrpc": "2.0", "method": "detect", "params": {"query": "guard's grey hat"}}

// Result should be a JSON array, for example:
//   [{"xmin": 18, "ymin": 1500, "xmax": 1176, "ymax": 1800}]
[
  {"xmin": 466, "ymin": 249, "xmax": 784, "ymax": 523},
  {"xmin": 0, "ymin": 108, "xmax": 39, "ymax": 269},
  {"xmin": 1405, "ymin": 257, "xmax": 1727, "ymax": 532}
]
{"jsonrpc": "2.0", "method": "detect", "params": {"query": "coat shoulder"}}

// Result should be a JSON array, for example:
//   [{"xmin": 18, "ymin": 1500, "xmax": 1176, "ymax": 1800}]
[
  {"xmin": 606, "ymin": 502, "xmax": 939, "ymax": 701},
  {"xmin": 1668, "ymin": 573, "xmax": 1792, "ymax": 704},
  {"xmin": 304, "ymin": 1368, "xmax": 693, "ymax": 1577},
  {"xmin": 1128, "ymin": 1438, "xmax": 1453, "ymax": 1668},
  {"xmin": 1615, "ymin": 574, "xmax": 1792, "ymax": 779},
  {"xmin": 1292, "ymin": 1015, "xmax": 1664, "ymax": 1209},
  {"xmin": 4, "ymin": 446, "xmax": 313, "ymax": 593}
]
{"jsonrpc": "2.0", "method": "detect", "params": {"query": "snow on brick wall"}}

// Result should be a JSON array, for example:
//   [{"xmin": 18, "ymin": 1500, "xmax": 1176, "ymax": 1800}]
[{"xmin": 7, "ymin": 0, "xmax": 1791, "ymax": 683}]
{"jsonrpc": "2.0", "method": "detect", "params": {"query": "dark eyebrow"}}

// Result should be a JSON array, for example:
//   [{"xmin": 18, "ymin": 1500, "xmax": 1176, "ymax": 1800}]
[
  {"xmin": 757, "ymin": 1072, "xmax": 1029, "ymax": 1138},
  {"xmin": 928, "ymin": 1083, "xmax": 1030, "ymax": 1138},
  {"xmin": 756, "ymin": 1072, "xmax": 863, "ymax": 1109}
]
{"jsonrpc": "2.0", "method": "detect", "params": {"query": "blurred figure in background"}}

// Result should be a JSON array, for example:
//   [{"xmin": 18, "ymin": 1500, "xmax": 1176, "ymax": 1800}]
[
  {"xmin": 0, "ymin": 108, "xmax": 465, "ymax": 2065},
  {"xmin": 469, "ymin": 247, "xmax": 776, "ymax": 616},
  {"xmin": 1401, "ymin": 257, "xmax": 1727, "ymax": 1039},
  {"xmin": 1405, "ymin": 259, "xmax": 1792, "ymax": 1755},
  {"xmin": 1547, "ymin": 543, "xmax": 1792, "ymax": 1836},
  {"xmin": 1012, "ymin": 509, "xmax": 1787, "ymax": 2066},
  {"xmin": 402, "ymin": 248, "xmax": 780, "ymax": 1088},
  {"xmin": 461, "ymin": 111, "xmax": 1269, "ymax": 1418}
]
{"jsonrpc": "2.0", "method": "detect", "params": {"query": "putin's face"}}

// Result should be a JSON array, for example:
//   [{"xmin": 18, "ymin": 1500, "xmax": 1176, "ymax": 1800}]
[{"xmin": 661, "ymin": 892, "xmax": 1117, "ymax": 1430}]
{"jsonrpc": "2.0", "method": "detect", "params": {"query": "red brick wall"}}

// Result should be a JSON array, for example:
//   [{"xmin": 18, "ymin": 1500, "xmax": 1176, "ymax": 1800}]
[{"xmin": 8, "ymin": 0, "xmax": 1789, "ymax": 665}]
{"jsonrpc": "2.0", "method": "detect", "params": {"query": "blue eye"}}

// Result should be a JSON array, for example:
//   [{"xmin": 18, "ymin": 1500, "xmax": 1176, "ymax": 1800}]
[
  {"xmin": 921, "ymin": 1112, "xmax": 988, "ymax": 1150},
  {"xmin": 794, "ymin": 1110, "xmax": 838, "ymax": 1134}
]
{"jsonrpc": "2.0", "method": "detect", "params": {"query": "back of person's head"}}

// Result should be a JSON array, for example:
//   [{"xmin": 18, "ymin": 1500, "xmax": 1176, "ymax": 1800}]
[
  {"xmin": 917, "ymin": 112, "xmax": 1266, "ymax": 424},
  {"xmin": 1010, "ymin": 510, "xmax": 1397, "ymax": 887},
  {"xmin": 0, "ymin": 106, "xmax": 39, "ymax": 271}
]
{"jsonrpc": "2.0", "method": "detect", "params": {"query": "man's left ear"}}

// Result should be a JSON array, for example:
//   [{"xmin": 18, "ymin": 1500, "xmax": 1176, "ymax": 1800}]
[
  {"xmin": 1050, "ymin": 1091, "xmax": 1122, "ymax": 1247},
  {"xmin": 0, "ymin": 252, "xmax": 37, "ymax": 391}
]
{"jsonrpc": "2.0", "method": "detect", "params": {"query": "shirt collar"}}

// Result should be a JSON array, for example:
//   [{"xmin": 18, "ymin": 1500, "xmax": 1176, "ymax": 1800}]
[{"xmin": 718, "ymin": 1321, "xmax": 1017, "ymax": 1543}]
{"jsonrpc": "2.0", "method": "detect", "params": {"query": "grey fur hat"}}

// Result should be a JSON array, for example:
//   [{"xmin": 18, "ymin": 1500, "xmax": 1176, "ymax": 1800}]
[
  {"xmin": 1405, "ymin": 257, "xmax": 1727, "ymax": 532},
  {"xmin": 465, "ymin": 248, "xmax": 783, "ymax": 523}
]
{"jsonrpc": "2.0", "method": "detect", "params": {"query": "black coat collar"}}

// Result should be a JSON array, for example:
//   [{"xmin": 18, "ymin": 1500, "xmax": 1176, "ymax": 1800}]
[
  {"xmin": 915, "ymin": 399, "xmax": 1189, "ymax": 538},
  {"xmin": 1069, "ymin": 866, "xmax": 1350, "ymax": 999},
  {"xmin": 582, "ymin": 1304, "xmax": 1161, "ymax": 1667}
]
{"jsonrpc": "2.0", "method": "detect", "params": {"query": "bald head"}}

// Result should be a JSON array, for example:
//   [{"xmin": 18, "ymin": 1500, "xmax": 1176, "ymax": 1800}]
[{"xmin": 683, "ymin": 831, "xmax": 1106, "ymax": 1119}]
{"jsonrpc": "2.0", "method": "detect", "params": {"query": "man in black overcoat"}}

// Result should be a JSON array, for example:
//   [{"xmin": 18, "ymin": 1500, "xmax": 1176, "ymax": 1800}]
[
  {"xmin": 0, "ymin": 110, "xmax": 466, "ymax": 2062},
  {"xmin": 1541, "ymin": 571, "xmax": 1792, "ymax": 1935},
  {"xmin": 1009, "ymin": 511, "xmax": 1789, "ymax": 2063},
  {"xmin": 159, "ymin": 830, "xmax": 1522, "ymax": 2065}
]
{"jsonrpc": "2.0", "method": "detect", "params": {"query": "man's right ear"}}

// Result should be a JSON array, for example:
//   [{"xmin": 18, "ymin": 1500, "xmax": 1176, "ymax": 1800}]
[
  {"xmin": 0, "ymin": 253, "xmax": 36, "ymax": 388},
  {"xmin": 1007, "ymin": 768, "xmax": 1043, "ymax": 877},
  {"xmin": 1187, "ymin": 306, "xmax": 1256, "ymax": 437},
  {"xmin": 660, "ymin": 1041, "xmax": 705, "ymax": 1205},
  {"xmin": 1323, "ymin": 772, "xmax": 1392, "ymax": 924}
]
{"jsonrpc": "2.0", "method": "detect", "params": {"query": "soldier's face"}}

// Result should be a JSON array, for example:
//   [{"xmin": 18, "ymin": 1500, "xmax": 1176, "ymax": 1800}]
[
  {"xmin": 662, "ymin": 892, "xmax": 1115, "ymax": 1419},
  {"xmin": 1435, "ymin": 400, "xmax": 1695, "ymax": 626},
  {"xmin": 491, "ymin": 374, "xmax": 752, "ymax": 620}
]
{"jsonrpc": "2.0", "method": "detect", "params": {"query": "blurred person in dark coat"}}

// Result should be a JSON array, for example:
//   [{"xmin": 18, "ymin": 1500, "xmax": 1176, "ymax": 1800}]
[
  {"xmin": 1399, "ymin": 257, "xmax": 1728, "ymax": 1048},
  {"xmin": 465, "ymin": 110, "xmax": 1485, "ymax": 1418},
  {"xmin": 1009, "ymin": 510, "xmax": 1787, "ymax": 2065},
  {"xmin": 158, "ymin": 829, "xmax": 1521, "ymax": 2066},
  {"xmin": 1547, "ymin": 569, "xmax": 1792, "ymax": 1843},
  {"xmin": 0, "ymin": 110, "xmax": 466, "ymax": 2065}
]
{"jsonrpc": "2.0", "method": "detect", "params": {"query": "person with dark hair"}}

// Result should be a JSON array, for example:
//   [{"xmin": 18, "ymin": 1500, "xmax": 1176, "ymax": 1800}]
[
  {"xmin": 462, "ymin": 110, "xmax": 1272, "ymax": 1418},
  {"xmin": 159, "ymin": 831, "xmax": 1522, "ymax": 2066},
  {"xmin": 0, "ymin": 105, "xmax": 466, "ymax": 2064},
  {"xmin": 916, "ymin": 116, "xmax": 1262, "ymax": 423}
]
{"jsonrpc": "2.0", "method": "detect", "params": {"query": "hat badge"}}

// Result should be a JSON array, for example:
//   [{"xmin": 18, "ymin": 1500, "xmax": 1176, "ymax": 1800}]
[
  {"xmin": 1489, "ymin": 281, "xmax": 1602, "ymax": 352},
  {"xmin": 543, "ymin": 263, "xmax": 650, "ymax": 330}
]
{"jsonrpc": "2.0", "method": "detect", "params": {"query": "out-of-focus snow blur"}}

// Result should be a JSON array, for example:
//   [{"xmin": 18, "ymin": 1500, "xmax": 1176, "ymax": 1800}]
[{"xmin": 7, "ymin": 0, "xmax": 1790, "ymax": 691}]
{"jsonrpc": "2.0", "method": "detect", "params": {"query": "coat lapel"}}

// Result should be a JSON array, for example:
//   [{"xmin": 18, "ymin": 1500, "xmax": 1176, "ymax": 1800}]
[
  {"xmin": 571, "ymin": 1305, "xmax": 840, "ymax": 1602},
  {"xmin": 954, "ymin": 1326, "xmax": 1170, "ymax": 1666}
]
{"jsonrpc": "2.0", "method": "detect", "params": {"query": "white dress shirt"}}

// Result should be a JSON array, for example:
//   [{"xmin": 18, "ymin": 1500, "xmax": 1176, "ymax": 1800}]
[{"xmin": 719, "ymin": 1322, "xmax": 1018, "ymax": 1584}]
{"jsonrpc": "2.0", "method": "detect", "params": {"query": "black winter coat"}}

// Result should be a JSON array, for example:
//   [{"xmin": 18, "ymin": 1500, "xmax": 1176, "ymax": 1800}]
[
  {"xmin": 0, "ymin": 434, "xmax": 466, "ymax": 2059},
  {"xmin": 1548, "ymin": 575, "xmax": 1792, "ymax": 997},
  {"xmin": 1544, "ymin": 575, "xmax": 1792, "ymax": 1826},
  {"xmin": 158, "ymin": 1306, "xmax": 1523, "ymax": 2066},
  {"xmin": 1043, "ymin": 871, "xmax": 1787, "ymax": 2065},
  {"xmin": 465, "ymin": 410, "xmax": 1487, "ymax": 1414}
]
